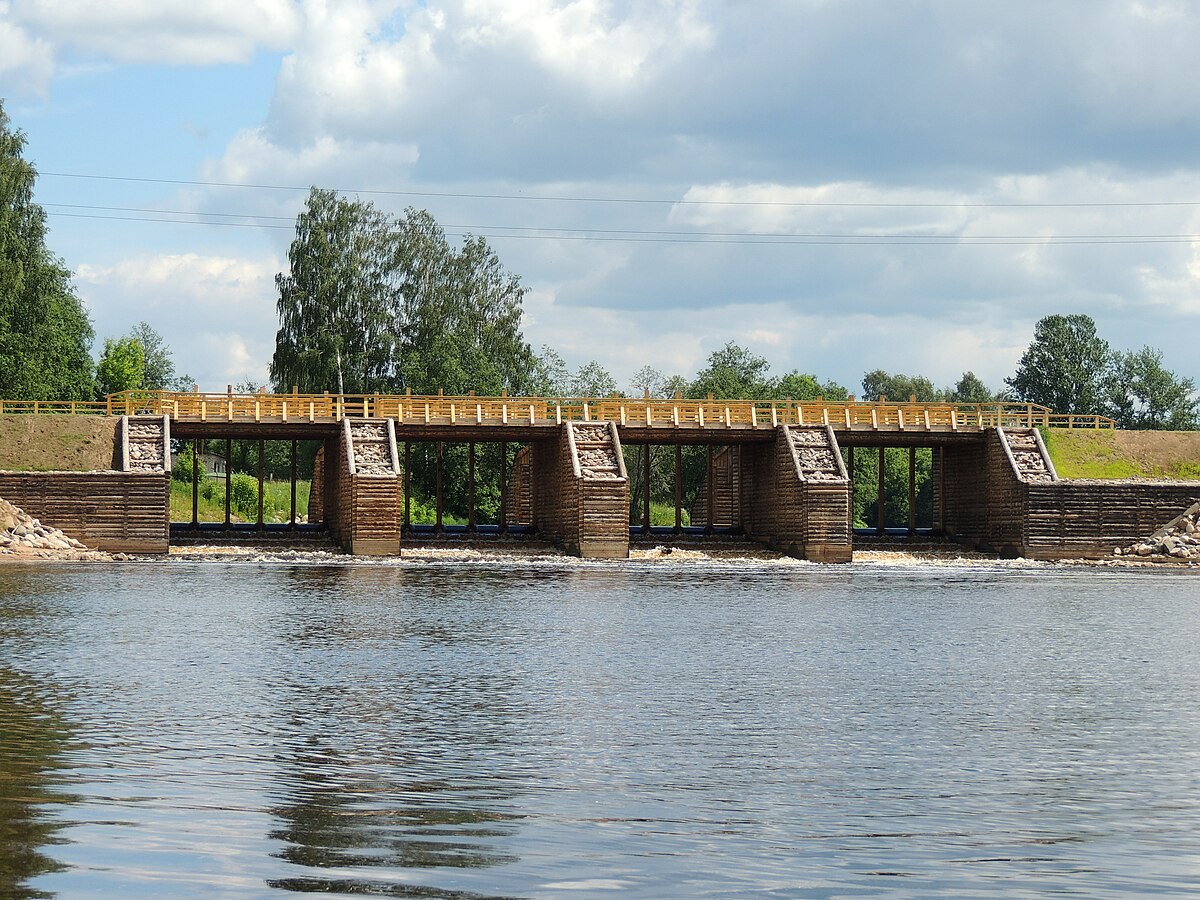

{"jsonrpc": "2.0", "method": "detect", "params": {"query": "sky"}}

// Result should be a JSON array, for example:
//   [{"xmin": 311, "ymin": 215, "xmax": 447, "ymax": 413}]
[{"xmin": 2, "ymin": 0, "xmax": 1199, "ymax": 397}]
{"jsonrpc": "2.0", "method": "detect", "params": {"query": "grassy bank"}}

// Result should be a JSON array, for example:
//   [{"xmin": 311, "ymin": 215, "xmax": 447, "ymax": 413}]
[
  {"xmin": 1042, "ymin": 428, "xmax": 1200, "ymax": 480},
  {"xmin": 170, "ymin": 477, "xmax": 312, "ymax": 523}
]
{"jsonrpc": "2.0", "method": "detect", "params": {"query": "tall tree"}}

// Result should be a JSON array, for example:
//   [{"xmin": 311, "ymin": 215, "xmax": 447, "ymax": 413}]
[
  {"xmin": 270, "ymin": 188, "xmax": 395, "ymax": 394},
  {"xmin": 392, "ymin": 213, "xmax": 534, "ymax": 395},
  {"xmin": 860, "ymin": 370, "xmax": 942, "ymax": 402},
  {"xmin": 947, "ymin": 371, "xmax": 996, "ymax": 403},
  {"xmin": 690, "ymin": 342, "xmax": 773, "ymax": 399},
  {"xmin": 777, "ymin": 371, "xmax": 849, "ymax": 401},
  {"xmin": 1106, "ymin": 347, "xmax": 1198, "ymax": 430},
  {"xmin": 0, "ymin": 101, "xmax": 94, "ymax": 400},
  {"xmin": 571, "ymin": 360, "xmax": 617, "ymax": 397},
  {"xmin": 126, "ymin": 321, "xmax": 178, "ymax": 390},
  {"xmin": 95, "ymin": 337, "xmax": 145, "ymax": 396},
  {"xmin": 1006, "ymin": 314, "xmax": 1112, "ymax": 413}
]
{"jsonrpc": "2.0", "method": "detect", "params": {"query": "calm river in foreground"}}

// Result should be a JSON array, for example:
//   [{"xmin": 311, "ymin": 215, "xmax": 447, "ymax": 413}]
[{"xmin": 1, "ymin": 559, "xmax": 1198, "ymax": 898}]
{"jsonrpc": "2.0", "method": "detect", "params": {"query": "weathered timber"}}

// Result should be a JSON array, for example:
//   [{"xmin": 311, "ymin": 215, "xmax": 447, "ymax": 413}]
[
  {"xmin": 531, "ymin": 422, "xmax": 629, "ymax": 558},
  {"xmin": 323, "ymin": 420, "xmax": 402, "ymax": 555},
  {"xmin": 0, "ymin": 471, "xmax": 169, "ymax": 552},
  {"xmin": 940, "ymin": 427, "xmax": 1199, "ymax": 558},
  {"xmin": 505, "ymin": 446, "xmax": 533, "ymax": 526},
  {"xmin": 692, "ymin": 446, "xmax": 741, "ymax": 527},
  {"xmin": 742, "ymin": 425, "xmax": 852, "ymax": 562}
]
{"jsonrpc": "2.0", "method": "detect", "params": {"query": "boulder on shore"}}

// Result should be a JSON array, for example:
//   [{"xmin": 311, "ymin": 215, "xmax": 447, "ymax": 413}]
[
  {"xmin": 1115, "ymin": 501, "xmax": 1200, "ymax": 562},
  {"xmin": 0, "ymin": 497, "xmax": 90, "ymax": 554}
]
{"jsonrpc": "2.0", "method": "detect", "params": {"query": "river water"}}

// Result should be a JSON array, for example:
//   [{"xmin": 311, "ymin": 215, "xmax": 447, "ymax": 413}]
[{"xmin": 1, "ymin": 559, "xmax": 1198, "ymax": 898}]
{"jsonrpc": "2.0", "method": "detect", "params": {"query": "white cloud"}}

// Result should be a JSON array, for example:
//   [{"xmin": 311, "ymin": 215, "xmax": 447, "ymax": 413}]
[
  {"xmin": 76, "ymin": 253, "xmax": 281, "ymax": 389},
  {"xmin": 0, "ymin": 14, "xmax": 54, "ymax": 95},
  {"xmin": 8, "ymin": 0, "xmax": 301, "ymax": 64}
]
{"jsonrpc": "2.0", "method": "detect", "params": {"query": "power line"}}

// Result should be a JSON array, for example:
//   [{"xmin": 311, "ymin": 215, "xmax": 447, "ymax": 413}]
[
  {"xmin": 38, "ymin": 170, "xmax": 1200, "ymax": 209},
  {"xmin": 43, "ymin": 210, "xmax": 1200, "ymax": 245}
]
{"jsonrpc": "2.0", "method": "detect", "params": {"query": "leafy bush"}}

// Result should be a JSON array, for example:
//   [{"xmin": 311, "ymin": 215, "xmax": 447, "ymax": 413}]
[{"xmin": 230, "ymin": 473, "xmax": 259, "ymax": 519}]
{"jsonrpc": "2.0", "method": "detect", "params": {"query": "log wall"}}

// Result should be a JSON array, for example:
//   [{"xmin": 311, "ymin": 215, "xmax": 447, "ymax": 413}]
[
  {"xmin": 505, "ymin": 445, "xmax": 533, "ymax": 526},
  {"xmin": 531, "ymin": 422, "xmax": 629, "ymax": 558},
  {"xmin": 742, "ymin": 426, "xmax": 852, "ymax": 562},
  {"xmin": 321, "ymin": 424, "xmax": 401, "ymax": 556},
  {"xmin": 691, "ymin": 446, "xmax": 741, "ymax": 527},
  {"xmin": 0, "ymin": 471, "xmax": 169, "ymax": 552},
  {"xmin": 939, "ymin": 428, "xmax": 1200, "ymax": 558}
]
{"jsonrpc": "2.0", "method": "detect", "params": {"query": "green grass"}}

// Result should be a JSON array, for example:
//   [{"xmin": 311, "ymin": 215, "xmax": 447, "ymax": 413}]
[
  {"xmin": 1041, "ymin": 428, "xmax": 1200, "ymax": 479},
  {"xmin": 170, "ymin": 477, "xmax": 311, "ymax": 523}
]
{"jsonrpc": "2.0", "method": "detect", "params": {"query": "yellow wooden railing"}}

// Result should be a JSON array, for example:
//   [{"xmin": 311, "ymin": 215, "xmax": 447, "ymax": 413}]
[{"xmin": 59, "ymin": 390, "xmax": 1114, "ymax": 430}]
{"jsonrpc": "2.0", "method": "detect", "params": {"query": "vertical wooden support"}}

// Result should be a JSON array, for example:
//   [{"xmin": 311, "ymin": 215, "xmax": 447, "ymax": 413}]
[
  {"xmin": 908, "ymin": 446, "xmax": 916, "ymax": 535},
  {"xmin": 876, "ymin": 446, "xmax": 885, "ymax": 535},
  {"xmin": 189, "ymin": 437, "xmax": 199, "ymax": 529},
  {"xmin": 290, "ymin": 439, "xmax": 298, "ymax": 530},
  {"xmin": 847, "ymin": 446, "xmax": 856, "ymax": 532},
  {"xmin": 257, "ymin": 438, "xmax": 265, "ymax": 533},
  {"xmin": 468, "ymin": 442, "xmax": 476, "ymax": 532},
  {"xmin": 642, "ymin": 443, "xmax": 652, "ymax": 533},
  {"xmin": 705, "ymin": 445, "xmax": 715, "ymax": 535},
  {"xmin": 404, "ymin": 441, "xmax": 412, "ymax": 533},
  {"xmin": 674, "ymin": 444, "xmax": 682, "ymax": 533},
  {"xmin": 435, "ymin": 441, "xmax": 444, "ymax": 533},
  {"xmin": 937, "ymin": 445, "xmax": 947, "ymax": 534},
  {"xmin": 224, "ymin": 438, "xmax": 232, "ymax": 530},
  {"xmin": 499, "ymin": 441, "xmax": 509, "ymax": 535}
]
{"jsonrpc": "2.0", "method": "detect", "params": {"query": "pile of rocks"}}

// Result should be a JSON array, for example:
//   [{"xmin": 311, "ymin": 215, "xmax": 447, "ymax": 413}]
[
  {"xmin": 1116, "ymin": 501, "xmax": 1200, "ymax": 561},
  {"xmin": 0, "ymin": 497, "xmax": 89, "ymax": 553}
]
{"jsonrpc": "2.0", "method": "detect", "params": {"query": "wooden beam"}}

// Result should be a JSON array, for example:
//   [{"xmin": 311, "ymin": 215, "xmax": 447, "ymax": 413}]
[
  {"xmin": 468, "ymin": 441, "xmax": 476, "ymax": 532},
  {"xmin": 404, "ymin": 441, "xmax": 411, "ymax": 533},
  {"xmin": 257, "ymin": 437, "xmax": 265, "ymax": 533},
  {"xmin": 224, "ymin": 437, "xmax": 231, "ymax": 530},
  {"xmin": 908, "ymin": 446, "xmax": 916, "ymax": 536},
  {"xmin": 642, "ymin": 443, "xmax": 651, "ymax": 533},
  {"xmin": 499, "ymin": 440, "xmax": 508, "ymax": 535},
  {"xmin": 876, "ymin": 445, "xmax": 885, "ymax": 535},
  {"xmin": 290, "ymin": 438, "xmax": 298, "ymax": 530},
  {"xmin": 847, "ymin": 445, "xmax": 855, "ymax": 533},
  {"xmin": 191, "ymin": 437, "xmax": 199, "ymax": 530},
  {"xmin": 435, "ymin": 441, "xmax": 444, "ymax": 533},
  {"xmin": 938, "ymin": 445, "xmax": 946, "ymax": 534},
  {"xmin": 705, "ymin": 445, "xmax": 714, "ymax": 535},
  {"xmin": 674, "ymin": 444, "xmax": 682, "ymax": 533}
]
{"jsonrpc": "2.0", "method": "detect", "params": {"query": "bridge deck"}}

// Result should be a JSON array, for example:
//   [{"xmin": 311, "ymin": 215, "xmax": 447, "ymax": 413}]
[{"xmin": 46, "ymin": 391, "xmax": 1115, "ymax": 437}]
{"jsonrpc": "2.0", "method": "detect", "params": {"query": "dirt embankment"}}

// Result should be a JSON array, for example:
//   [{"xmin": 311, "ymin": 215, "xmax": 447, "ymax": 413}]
[
  {"xmin": 1044, "ymin": 428, "xmax": 1200, "ymax": 480},
  {"xmin": 0, "ymin": 414, "xmax": 119, "ymax": 472}
]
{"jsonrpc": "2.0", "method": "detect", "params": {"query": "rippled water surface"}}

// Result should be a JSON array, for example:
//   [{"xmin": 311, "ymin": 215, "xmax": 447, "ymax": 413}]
[{"xmin": 1, "ymin": 560, "xmax": 1199, "ymax": 898}]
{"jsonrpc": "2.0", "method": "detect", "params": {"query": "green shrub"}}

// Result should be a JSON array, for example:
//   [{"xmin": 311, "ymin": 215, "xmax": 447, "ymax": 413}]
[{"xmin": 230, "ymin": 473, "xmax": 259, "ymax": 518}]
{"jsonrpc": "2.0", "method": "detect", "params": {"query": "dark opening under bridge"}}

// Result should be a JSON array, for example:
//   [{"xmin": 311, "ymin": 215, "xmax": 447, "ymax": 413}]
[{"xmin": 2, "ymin": 391, "xmax": 1195, "ymax": 561}]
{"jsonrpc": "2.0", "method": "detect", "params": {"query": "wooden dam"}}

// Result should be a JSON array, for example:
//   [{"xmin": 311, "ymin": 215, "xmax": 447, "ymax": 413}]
[{"xmin": 0, "ymin": 391, "xmax": 1196, "ymax": 561}]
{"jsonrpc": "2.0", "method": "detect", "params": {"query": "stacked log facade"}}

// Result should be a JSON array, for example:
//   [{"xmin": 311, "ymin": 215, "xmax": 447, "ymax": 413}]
[
  {"xmin": 743, "ymin": 425, "xmax": 852, "ymax": 562},
  {"xmin": 691, "ymin": 446, "xmax": 741, "ymax": 527},
  {"xmin": 505, "ymin": 446, "xmax": 534, "ymax": 526},
  {"xmin": 938, "ymin": 428, "xmax": 1199, "ymax": 558},
  {"xmin": 322, "ymin": 420, "xmax": 402, "ymax": 556},
  {"xmin": 531, "ymin": 422, "xmax": 629, "ymax": 558},
  {"xmin": 0, "ymin": 472, "xmax": 169, "ymax": 552}
]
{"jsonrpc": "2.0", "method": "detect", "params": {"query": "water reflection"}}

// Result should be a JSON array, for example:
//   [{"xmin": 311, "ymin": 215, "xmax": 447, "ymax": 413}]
[
  {"xmin": 266, "ymin": 572, "xmax": 526, "ymax": 897},
  {"xmin": 0, "ymin": 668, "xmax": 77, "ymax": 900}
]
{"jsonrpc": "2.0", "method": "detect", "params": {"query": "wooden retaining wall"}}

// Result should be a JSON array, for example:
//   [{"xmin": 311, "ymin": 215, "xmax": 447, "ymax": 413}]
[
  {"xmin": 0, "ymin": 471, "xmax": 169, "ymax": 553},
  {"xmin": 742, "ymin": 426, "xmax": 852, "ymax": 562},
  {"xmin": 691, "ymin": 446, "xmax": 741, "ymax": 527},
  {"xmin": 505, "ymin": 445, "xmax": 533, "ymax": 526},
  {"xmin": 939, "ymin": 428, "xmax": 1199, "ymax": 558},
  {"xmin": 531, "ymin": 422, "xmax": 629, "ymax": 558},
  {"xmin": 319, "ymin": 423, "xmax": 402, "ymax": 556}
]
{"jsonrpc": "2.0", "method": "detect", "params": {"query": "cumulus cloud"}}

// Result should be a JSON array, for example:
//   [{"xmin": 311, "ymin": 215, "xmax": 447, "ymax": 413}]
[
  {"xmin": 75, "ymin": 253, "xmax": 281, "ymax": 388},
  {"xmin": 0, "ymin": 14, "xmax": 54, "ymax": 95}
]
